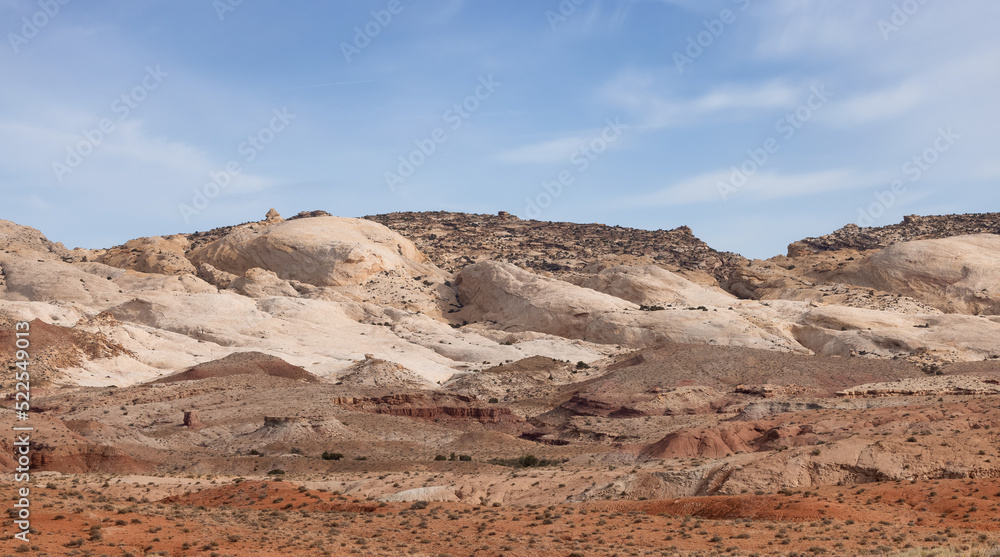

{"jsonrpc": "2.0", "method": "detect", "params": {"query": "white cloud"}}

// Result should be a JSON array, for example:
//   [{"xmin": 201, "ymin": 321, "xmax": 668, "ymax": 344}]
[
  {"xmin": 0, "ymin": 116, "xmax": 276, "ymax": 199},
  {"xmin": 629, "ymin": 168, "xmax": 881, "ymax": 207},
  {"xmin": 750, "ymin": 2, "xmax": 882, "ymax": 59},
  {"xmin": 495, "ymin": 119, "xmax": 631, "ymax": 165},
  {"xmin": 599, "ymin": 70, "xmax": 799, "ymax": 128},
  {"xmin": 495, "ymin": 137, "xmax": 589, "ymax": 164},
  {"xmin": 690, "ymin": 84, "xmax": 798, "ymax": 112},
  {"xmin": 821, "ymin": 81, "xmax": 926, "ymax": 127}
]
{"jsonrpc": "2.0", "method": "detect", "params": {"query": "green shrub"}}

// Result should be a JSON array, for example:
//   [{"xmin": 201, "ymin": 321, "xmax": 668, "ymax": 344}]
[
  {"xmin": 518, "ymin": 455, "xmax": 539, "ymax": 467},
  {"xmin": 488, "ymin": 455, "xmax": 567, "ymax": 468}
]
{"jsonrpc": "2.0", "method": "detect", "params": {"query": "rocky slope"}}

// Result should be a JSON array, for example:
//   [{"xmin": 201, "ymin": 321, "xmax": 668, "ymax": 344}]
[
  {"xmin": 722, "ymin": 215, "xmax": 1000, "ymax": 320},
  {"xmin": 788, "ymin": 212, "xmax": 1000, "ymax": 254},
  {"xmin": 364, "ymin": 210, "xmax": 745, "ymax": 285}
]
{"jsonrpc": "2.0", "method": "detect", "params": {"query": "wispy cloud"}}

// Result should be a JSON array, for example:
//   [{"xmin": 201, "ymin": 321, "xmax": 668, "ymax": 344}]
[
  {"xmin": 0, "ymin": 116, "xmax": 276, "ymax": 199},
  {"xmin": 627, "ymin": 168, "xmax": 881, "ymax": 207},
  {"xmin": 821, "ymin": 81, "xmax": 926, "ymax": 127},
  {"xmin": 599, "ymin": 70, "xmax": 798, "ymax": 129},
  {"xmin": 494, "ymin": 137, "xmax": 586, "ymax": 164},
  {"xmin": 749, "ymin": 2, "xmax": 881, "ymax": 58}
]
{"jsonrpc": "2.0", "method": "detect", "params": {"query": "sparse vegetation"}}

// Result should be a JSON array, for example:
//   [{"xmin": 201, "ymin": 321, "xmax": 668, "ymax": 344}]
[{"xmin": 487, "ymin": 455, "xmax": 567, "ymax": 468}]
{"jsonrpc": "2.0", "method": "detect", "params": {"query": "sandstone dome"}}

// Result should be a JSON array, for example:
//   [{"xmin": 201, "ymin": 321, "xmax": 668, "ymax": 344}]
[
  {"xmin": 188, "ymin": 216, "xmax": 443, "ymax": 287},
  {"xmin": 846, "ymin": 234, "xmax": 1000, "ymax": 315}
]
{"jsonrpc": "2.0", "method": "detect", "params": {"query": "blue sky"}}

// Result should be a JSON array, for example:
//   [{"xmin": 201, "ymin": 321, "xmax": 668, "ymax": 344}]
[{"xmin": 2, "ymin": 0, "xmax": 998, "ymax": 258}]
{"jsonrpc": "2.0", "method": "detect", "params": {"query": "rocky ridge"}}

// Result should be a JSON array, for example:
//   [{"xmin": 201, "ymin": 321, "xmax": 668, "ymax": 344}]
[
  {"xmin": 364, "ymin": 210, "xmax": 745, "ymax": 284},
  {"xmin": 788, "ymin": 212, "xmax": 1000, "ymax": 254}
]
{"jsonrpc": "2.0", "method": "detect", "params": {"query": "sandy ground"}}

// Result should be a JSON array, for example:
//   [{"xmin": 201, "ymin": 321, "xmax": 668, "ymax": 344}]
[{"xmin": 5, "ymin": 474, "xmax": 1000, "ymax": 556}]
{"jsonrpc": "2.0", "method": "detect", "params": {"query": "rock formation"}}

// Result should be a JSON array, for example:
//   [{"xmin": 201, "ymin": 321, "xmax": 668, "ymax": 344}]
[
  {"xmin": 153, "ymin": 352, "xmax": 319, "ymax": 384},
  {"xmin": 788, "ymin": 213, "xmax": 1000, "ymax": 254},
  {"xmin": 183, "ymin": 410, "xmax": 205, "ymax": 429},
  {"xmin": 264, "ymin": 208, "xmax": 284, "ymax": 224},
  {"xmin": 836, "ymin": 234, "xmax": 1000, "ymax": 315},
  {"xmin": 365, "ymin": 211, "xmax": 744, "ymax": 284},
  {"xmin": 187, "ymin": 216, "xmax": 443, "ymax": 287}
]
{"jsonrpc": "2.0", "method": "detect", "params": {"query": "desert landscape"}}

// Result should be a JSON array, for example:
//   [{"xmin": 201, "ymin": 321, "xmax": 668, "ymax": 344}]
[{"xmin": 3, "ymin": 209, "xmax": 1000, "ymax": 556}]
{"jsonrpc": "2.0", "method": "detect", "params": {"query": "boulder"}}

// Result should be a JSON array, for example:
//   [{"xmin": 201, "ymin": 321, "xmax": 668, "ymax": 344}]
[
  {"xmin": 188, "ymin": 216, "xmax": 444, "ymax": 287},
  {"xmin": 183, "ymin": 410, "xmax": 205, "ymax": 429}
]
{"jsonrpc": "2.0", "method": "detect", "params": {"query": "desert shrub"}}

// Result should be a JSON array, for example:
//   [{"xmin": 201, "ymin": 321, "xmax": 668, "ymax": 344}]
[
  {"xmin": 266, "ymin": 469, "xmax": 285, "ymax": 476},
  {"xmin": 321, "ymin": 451, "xmax": 343, "ymax": 461}
]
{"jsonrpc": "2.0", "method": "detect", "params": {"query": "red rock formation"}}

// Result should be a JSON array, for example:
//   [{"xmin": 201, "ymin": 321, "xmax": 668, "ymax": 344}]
[
  {"xmin": 30, "ymin": 444, "xmax": 153, "ymax": 474},
  {"xmin": 640, "ymin": 426, "xmax": 759, "ymax": 460},
  {"xmin": 333, "ymin": 393, "xmax": 521, "ymax": 424},
  {"xmin": 183, "ymin": 410, "xmax": 205, "ymax": 429}
]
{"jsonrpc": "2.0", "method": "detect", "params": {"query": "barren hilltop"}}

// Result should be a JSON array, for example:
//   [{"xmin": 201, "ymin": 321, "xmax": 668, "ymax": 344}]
[
  {"xmin": 365, "ymin": 210, "xmax": 745, "ymax": 283},
  {"xmin": 2, "ymin": 209, "xmax": 1000, "ymax": 556}
]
